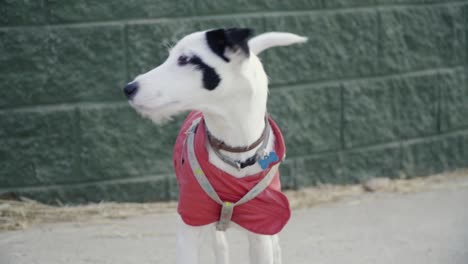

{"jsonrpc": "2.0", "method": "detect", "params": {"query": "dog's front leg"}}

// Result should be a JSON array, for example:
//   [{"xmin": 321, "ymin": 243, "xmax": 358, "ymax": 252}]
[
  {"xmin": 271, "ymin": 234, "xmax": 282, "ymax": 264},
  {"xmin": 211, "ymin": 229, "xmax": 229, "ymax": 264},
  {"xmin": 247, "ymin": 232, "xmax": 274, "ymax": 264},
  {"xmin": 176, "ymin": 217, "xmax": 203, "ymax": 264}
]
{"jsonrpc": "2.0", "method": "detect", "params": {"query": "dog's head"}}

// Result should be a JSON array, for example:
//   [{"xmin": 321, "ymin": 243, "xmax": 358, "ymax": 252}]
[{"xmin": 124, "ymin": 28, "xmax": 306, "ymax": 123}]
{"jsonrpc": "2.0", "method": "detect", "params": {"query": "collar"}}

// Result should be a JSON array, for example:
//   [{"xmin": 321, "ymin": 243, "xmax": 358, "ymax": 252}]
[
  {"xmin": 206, "ymin": 116, "xmax": 272, "ymax": 170},
  {"xmin": 194, "ymin": 116, "xmax": 286, "ymax": 172},
  {"xmin": 206, "ymin": 116, "xmax": 269, "ymax": 153}
]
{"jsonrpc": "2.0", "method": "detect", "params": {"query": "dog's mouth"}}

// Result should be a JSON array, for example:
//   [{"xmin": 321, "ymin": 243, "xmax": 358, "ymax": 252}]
[
  {"xmin": 129, "ymin": 100, "xmax": 184, "ymax": 124},
  {"xmin": 129, "ymin": 100, "xmax": 180, "ymax": 111}
]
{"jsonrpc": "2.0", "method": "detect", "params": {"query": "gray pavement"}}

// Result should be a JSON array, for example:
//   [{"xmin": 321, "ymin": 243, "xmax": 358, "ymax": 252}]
[{"xmin": 1, "ymin": 185, "xmax": 468, "ymax": 264}]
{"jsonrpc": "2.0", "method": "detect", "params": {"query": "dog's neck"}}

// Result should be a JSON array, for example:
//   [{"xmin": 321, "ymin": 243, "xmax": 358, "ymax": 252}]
[
  {"xmin": 203, "ymin": 55, "xmax": 274, "ymax": 178},
  {"xmin": 203, "ymin": 102, "xmax": 267, "ymax": 149},
  {"xmin": 203, "ymin": 56, "xmax": 268, "ymax": 150},
  {"xmin": 202, "ymin": 56, "xmax": 271, "ymax": 177}
]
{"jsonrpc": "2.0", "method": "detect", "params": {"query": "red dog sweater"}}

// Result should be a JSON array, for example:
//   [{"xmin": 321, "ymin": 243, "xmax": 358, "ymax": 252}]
[{"xmin": 173, "ymin": 111, "xmax": 291, "ymax": 235}]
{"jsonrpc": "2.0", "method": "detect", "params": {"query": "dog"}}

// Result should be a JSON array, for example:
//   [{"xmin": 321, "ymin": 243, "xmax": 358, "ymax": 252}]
[{"xmin": 124, "ymin": 28, "xmax": 307, "ymax": 264}]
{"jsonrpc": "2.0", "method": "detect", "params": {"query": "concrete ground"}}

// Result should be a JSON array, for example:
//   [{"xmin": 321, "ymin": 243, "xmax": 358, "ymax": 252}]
[{"xmin": 1, "ymin": 180, "xmax": 468, "ymax": 264}]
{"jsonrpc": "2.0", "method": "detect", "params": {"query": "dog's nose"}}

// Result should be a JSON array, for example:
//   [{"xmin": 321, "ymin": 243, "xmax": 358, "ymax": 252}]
[{"xmin": 123, "ymin": 82, "xmax": 139, "ymax": 99}]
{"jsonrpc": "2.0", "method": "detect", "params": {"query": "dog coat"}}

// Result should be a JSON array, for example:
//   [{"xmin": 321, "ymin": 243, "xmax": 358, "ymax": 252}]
[{"xmin": 173, "ymin": 111, "xmax": 291, "ymax": 235}]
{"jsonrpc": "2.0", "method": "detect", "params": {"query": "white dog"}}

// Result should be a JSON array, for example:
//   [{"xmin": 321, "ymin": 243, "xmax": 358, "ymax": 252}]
[{"xmin": 124, "ymin": 28, "xmax": 307, "ymax": 264}]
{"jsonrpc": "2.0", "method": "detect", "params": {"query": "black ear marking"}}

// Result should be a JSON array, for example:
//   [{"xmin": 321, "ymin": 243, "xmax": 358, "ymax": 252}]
[
  {"xmin": 206, "ymin": 28, "xmax": 253, "ymax": 62},
  {"xmin": 206, "ymin": 29, "xmax": 230, "ymax": 62},
  {"xmin": 225, "ymin": 28, "xmax": 252, "ymax": 54}
]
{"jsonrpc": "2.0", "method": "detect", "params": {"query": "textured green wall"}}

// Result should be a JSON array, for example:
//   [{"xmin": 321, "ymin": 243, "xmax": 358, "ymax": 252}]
[{"xmin": 1, "ymin": 0, "xmax": 468, "ymax": 204}]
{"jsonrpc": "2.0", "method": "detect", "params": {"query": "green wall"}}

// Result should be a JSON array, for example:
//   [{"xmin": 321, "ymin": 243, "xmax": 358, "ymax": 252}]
[{"xmin": 1, "ymin": 0, "xmax": 468, "ymax": 204}]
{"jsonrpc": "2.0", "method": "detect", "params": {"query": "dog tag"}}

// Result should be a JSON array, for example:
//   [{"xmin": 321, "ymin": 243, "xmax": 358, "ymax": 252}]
[{"xmin": 258, "ymin": 151, "xmax": 278, "ymax": 170}]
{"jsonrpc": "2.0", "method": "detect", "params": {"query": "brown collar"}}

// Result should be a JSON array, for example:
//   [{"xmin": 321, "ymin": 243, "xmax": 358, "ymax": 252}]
[{"xmin": 206, "ymin": 118, "xmax": 269, "ymax": 153}]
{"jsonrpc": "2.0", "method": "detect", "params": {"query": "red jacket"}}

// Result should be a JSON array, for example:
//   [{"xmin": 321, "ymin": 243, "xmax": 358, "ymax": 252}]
[{"xmin": 173, "ymin": 111, "xmax": 291, "ymax": 235}]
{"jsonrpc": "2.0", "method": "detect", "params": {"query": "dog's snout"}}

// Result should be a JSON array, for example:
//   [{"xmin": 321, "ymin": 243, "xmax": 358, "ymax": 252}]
[{"xmin": 123, "ymin": 82, "xmax": 139, "ymax": 99}]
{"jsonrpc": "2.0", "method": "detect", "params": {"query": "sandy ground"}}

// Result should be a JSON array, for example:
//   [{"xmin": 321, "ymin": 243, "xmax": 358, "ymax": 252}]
[{"xmin": 1, "ymin": 172, "xmax": 468, "ymax": 264}]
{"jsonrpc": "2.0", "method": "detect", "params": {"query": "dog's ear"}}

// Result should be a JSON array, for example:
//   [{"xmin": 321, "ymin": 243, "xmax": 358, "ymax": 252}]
[
  {"xmin": 206, "ymin": 28, "xmax": 253, "ymax": 62},
  {"xmin": 248, "ymin": 32, "xmax": 307, "ymax": 55}
]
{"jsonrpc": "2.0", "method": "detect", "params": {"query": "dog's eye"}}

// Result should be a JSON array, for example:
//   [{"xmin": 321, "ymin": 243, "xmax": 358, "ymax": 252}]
[{"xmin": 178, "ymin": 55, "xmax": 189, "ymax": 66}]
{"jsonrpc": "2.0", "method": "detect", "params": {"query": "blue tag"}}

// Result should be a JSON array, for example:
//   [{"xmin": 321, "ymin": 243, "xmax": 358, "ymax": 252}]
[{"xmin": 258, "ymin": 151, "xmax": 279, "ymax": 170}]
